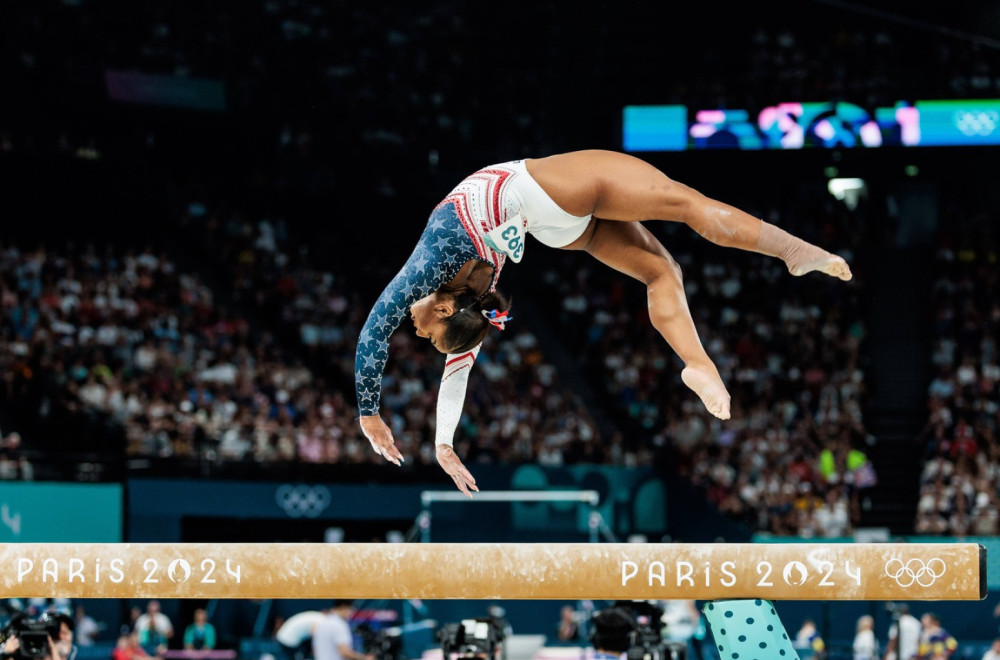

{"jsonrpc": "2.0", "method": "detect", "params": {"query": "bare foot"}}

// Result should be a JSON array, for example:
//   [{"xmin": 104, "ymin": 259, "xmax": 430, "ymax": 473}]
[
  {"xmin": 788, "ymin": 252, "xmax": 853, "ymax": 281},
  {"xmin": 757, "ymin": 222, "xmax": 853, "ymax": 281},
  {"xmin": 681, "ymin": 364, "xmax": 731, "ymax": 420}
]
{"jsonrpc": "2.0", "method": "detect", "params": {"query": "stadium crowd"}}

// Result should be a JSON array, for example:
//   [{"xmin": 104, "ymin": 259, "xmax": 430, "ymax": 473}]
[
  {"xmin": 914, "ymin": 225, "xmax": 1000, "ymax": 535},
  {"xmin": 0, "ymin": 230, "xmax": 598, "ymax": 470},
  {"xmin": 3, "ymin": 0, "xmax": 1000, "ymax": 544},
  {"xmin": 534, "ymin": 191, "xmax": 874, "ymax": 536},
  {"xmin": 178, "ymin": 199, "xmax": 602, "ymax": 466},
  {"xmin": 0, "ymin": 183, "xmax": 884, "ymax": 538}
]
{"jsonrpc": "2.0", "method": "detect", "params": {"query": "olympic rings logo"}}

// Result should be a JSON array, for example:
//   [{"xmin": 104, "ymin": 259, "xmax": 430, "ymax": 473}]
[
  {"xmin": 884, "ymin": 557, "xmax": 947, "ymax": 587},
  {"xmin": 954, "ymin": 111, "xmax": 998, "ymax": 136},
  {"xmin": 275, "ymin": 484, "xmax": 331, "ymax": 518}
]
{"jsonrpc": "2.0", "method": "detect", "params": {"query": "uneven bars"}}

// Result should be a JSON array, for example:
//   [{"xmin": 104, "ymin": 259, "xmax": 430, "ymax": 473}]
[
  {"xmin": 0, "ymin": 542, "xmax": 985, "ymax": 600},
  {"xmin": 420, "ymin": 490, "xmax": 600, "ymax": 506}
]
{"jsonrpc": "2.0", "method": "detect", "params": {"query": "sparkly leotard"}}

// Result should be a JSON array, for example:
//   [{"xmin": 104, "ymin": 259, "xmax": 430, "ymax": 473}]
[{"xmin": 355, "ymin": 160, "xmax": 591, "ymax": 444}]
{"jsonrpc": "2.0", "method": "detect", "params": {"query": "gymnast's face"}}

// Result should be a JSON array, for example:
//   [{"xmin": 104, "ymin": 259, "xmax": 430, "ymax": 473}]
[{"xmin": 410, "ymin": 293, "xmax": 454, "ymax": 354}]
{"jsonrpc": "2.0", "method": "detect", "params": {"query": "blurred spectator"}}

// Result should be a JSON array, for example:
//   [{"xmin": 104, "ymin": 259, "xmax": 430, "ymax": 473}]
[
  {"xmin": 886, "ymin": 604, "xmax": 921, "ymax": 660},
  {"xmin": 122, "ymin": 607, "xmax": 142, "ymax": 636},
  {"xmin": 73, "ymin": 605, "xmax": 101, "ymax": 647},
  {"xmin": 0, "ymin": 432, "xmax": 32, "ymax": 480},
  {"xmin": 982, "ymin": 638, "xmax": 1000, "ymax": 660},
  {"xmin": 183, "ymin": 608, "xmax": 216, "ymax": 651},
  {"xmin": 112, "ymin": 632, "xmax": 150, "ymax": 660},
  {"xmin": 555, "ymin": 605, "xmax": 579, "ymax": 642},
  {"xmin": 134, "ymin": 601, "xmax": 173, "ymax": 656},
  {"xmin": 794, "ymin": 619, "xmax": 826, "ymax": 660},
  {"xmin": 853, "ymin": 615, "xmax": 877, "ymax": 660},
  {"xmin": 276, "ymin": 610, "xmax": 326, "ymax": 660},
  {"xmin": 916, "ymin": 612, "xmax": 957, "ymax": 660},
  {"xmin": 814, "ymin": 487, "xmax": 852, "ymax": 538},
  {"xmin": 312, "ymin": 601, "xmax": 371, "ymax": 660}
]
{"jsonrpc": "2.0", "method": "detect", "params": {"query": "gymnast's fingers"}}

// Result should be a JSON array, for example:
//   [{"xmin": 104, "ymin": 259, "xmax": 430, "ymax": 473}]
[
  {"xmin": 445, "ymin": 452, "xmax": 478, "ymax": 492},
  {"xmin": 360, "ymin": 417, "xmax": 403, "ymax": 465},
  {"xmin": 382, "ymin": 439, "xmax": 405, "ymax": 465},
  {"xmin": 458, "ymin": 465, "xmax": 478, "ymax": 491},
  {"xmin": 373, "ymin": 437, "xmax": 401, "ymax": 466},
  {"xmin": 452, "ymin": 473, "xmax": 473, "ymax": 498}
]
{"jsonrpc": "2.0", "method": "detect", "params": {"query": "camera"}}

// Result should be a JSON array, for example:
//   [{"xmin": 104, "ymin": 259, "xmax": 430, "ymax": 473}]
[
  {"xmin": 1, "ymin": 613, "xmax": 65, "ymax": 660},
  {"xmin": 356, "ymin": 624, "xmax": 404, "ymax": 660},
  {"xmin": 438, "ymin": 618, "xmax": 506, "ymax": 659},
  {"xmin": 591, "ymin": 603, "xmax": 685, "ymax": 660}
]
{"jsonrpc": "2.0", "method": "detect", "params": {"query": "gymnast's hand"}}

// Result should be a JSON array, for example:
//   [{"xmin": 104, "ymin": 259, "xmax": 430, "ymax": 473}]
[
  {"xmin": 436, "ymin": 444, "xmax": 479, "ymax": 497},
  {"xmin": 359, "ymin": 415, "xmax": 404, "ymax": 466}
]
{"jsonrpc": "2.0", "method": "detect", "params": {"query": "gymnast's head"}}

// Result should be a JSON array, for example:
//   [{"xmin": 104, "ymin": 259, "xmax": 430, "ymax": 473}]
[{"xmin": 410, "ymin": 287, "xmax": 512, "ymax": 354}]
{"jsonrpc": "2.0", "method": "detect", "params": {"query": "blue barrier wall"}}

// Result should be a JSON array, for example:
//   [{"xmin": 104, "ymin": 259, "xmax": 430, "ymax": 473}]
[
  {"xmin": 0, "ymin": 482, "xmax": 122, "ymax": 542},
  {"xmin": 127, "ymin": 466, "xmax": 663, "ymax": 543}
]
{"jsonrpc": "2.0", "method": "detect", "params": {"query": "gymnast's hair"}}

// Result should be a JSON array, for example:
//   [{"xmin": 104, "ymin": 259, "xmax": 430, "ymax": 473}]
[{"xmin": 439, "ymin": 285, "xmax": 512, "ymax": 353}]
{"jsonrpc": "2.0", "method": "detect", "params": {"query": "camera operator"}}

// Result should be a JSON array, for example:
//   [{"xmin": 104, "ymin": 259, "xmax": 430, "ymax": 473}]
[
  {"xmin": 1, "ymin": 611, "xmax": 76, "ymax": 660},
  {"xmin": 355, "ymin": 623, "xmax": 403, "ymax": 660},
  {"xmin": 590, "ymin": 608, "xmax": 634, "ymax": 659},
  {"xmin": 312, "ymin": 601, "xmax": 372, "ymax": 660},
  {"xmin": 438, "ymin": 616, "xmax": 507, "ymax": 660},
  {"xmin": 591, "ymin": 603, "xmax": 685, "ymax": 660}
]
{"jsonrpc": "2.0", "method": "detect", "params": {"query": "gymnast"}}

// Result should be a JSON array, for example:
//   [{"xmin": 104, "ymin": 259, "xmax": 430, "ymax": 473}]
[{"xmin": 355, "ymin": 150, "xmax": 851, "ymax": 495}]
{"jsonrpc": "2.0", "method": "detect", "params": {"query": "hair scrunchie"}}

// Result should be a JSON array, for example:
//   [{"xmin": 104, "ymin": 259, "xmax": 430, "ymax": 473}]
[{"xmin": 481, "ymin": 309, "xmax": 511, "ymax": 330}]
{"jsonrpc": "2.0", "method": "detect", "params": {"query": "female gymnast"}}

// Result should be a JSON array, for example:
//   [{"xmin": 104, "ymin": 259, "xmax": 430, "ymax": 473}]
[{"xmin": 355, "ymin": 150, "xmax": 851, "ymax": 495}]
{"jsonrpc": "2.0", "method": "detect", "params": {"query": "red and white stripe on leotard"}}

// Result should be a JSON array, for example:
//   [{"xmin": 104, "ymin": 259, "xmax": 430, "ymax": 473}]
[
  {"xmin": 437, "ymin": 163, "xmax": 519, "ymax": 288},
  {"xmin": 442, "ymin": 350, "xmax": 477, "ymax": 382}
]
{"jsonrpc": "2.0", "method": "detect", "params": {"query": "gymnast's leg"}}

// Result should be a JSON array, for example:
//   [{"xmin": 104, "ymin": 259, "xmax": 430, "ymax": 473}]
[
  {"xmin": 564, "ymin": 219, "xmax": 731, "ymax": 420},
  {"xmin": 529, "ymin": 150, "xmax": 852, "ymax": 280}
]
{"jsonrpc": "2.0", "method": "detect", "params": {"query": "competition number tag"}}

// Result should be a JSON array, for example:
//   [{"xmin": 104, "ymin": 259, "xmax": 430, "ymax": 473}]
[{"xmin": 484, "ymin": 213, "xmax": 527, "ymax": 263}]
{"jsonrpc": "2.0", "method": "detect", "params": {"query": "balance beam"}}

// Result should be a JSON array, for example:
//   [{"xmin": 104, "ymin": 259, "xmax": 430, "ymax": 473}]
[{"xmin": 0, "ymin": 542, "xmax": 985, "ymax": 600}]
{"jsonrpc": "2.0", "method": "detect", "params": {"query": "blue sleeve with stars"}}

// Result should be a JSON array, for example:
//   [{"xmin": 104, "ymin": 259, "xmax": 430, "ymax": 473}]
[{"xmin": 355, "ymin": 203, "xmax": 483, "ymax": 416}]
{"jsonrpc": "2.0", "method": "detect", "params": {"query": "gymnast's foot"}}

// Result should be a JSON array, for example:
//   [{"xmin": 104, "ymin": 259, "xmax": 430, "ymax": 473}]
[
  {"xmin": 786, "ymin": 249, "xmax": 853, "ymax": 281},
  {"xmin": 681, "ymin": 363, "xmax": 731, "ymax": 420},
  {"xmin": 757, "ymin": 221, "xmax": 853, "ymax": 281}
]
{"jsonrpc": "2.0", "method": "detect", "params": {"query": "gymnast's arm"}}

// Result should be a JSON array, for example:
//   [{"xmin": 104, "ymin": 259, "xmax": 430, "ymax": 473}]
[
  {"xmin": 356, "ymin": 251, "xmax": 446, "ymax": 465},
  {"xmin": 434, "ymin": 346, "xmax": 481, "ymax": 496}
]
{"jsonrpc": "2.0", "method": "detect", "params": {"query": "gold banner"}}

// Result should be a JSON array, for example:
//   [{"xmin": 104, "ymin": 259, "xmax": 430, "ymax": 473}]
[{"xmin": 0, "ymin": 543, "xmax": 985, "ymax": 600}]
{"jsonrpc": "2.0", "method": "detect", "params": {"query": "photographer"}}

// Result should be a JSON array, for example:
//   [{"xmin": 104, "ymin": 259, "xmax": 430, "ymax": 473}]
[
  {"xmin": 592, "ymin": 603, "xmax": 685, "ymax": 660},
  {"xmin": 1, "ymin": 612, "xmax": 75, "ymax": 660},
  {"xmin": 590, "ymin": 608, "xmax": 634, "ymax": 659}
]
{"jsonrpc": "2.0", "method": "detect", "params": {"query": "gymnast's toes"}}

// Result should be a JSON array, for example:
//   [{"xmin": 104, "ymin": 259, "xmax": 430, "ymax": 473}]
[{"xmin": 681, "ymin": 365, "xmax": 731, "ymax": 420}]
